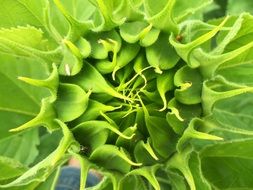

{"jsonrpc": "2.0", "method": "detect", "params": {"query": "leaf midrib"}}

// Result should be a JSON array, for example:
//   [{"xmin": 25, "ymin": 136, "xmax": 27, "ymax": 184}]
[
  {"xmin": 0, "ymin": 107, "xmax": 36, "ymax": 117},
  {"xmin": 17, "ymin": 0, "xmax": 45, "ymax": 28}
]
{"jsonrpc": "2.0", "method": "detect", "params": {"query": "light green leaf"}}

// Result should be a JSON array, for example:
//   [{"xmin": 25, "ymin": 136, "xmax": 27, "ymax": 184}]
[
  {"xmin": 86, "ymin": 30, "xmax": 121, "ymax": 59},
  {"xmin": 0, "ymin": 26, "xmax": 43, "ymax": 49},
  {"xmin": 72, "ymin": 121, "xmax": 109, "ymax": 152},
  {"xmin": 116, "ymin": 124, "xmax": 137, "ymax": 150},
  {"xmin": 202, "ymin": 76, "xmax": 253, "ymax": 115},
  {"xmin": 102, "ymin": 171, "xmax": 123, "ymax": 190},
  {"xmin": 0, "ymin": 26, "xmax": 61, "ymax": 63},
  {"xmin": 9, "ymin": 97, "xmax": 58, "ymax": 132},
  {"xmin": 34, "ymin": 130, "xmax": 62, "ymax": 164},
  {"xmin": 134, "ymin": 140, "xmax": 158, "ymax": 165},
  {"xmin": 156, "ymin": 70, "xmax": 174, "ymax": 111},
  {"xmin": 166, "ymin": 98, "xmax": 202, "ymax": 134},
  {"xmin": 75, "ymin": 37, "xmax": 91, "ymax": 58},
  {"xmin": 18, "ymin": 63, "xmax": 59, "ymax": 101},
  {"xmin": 112, "ymin": 42, "xmax": 140, "ymax": 77},
  {"xmin": 0, "ymin": 54, "xmax": 49, "ymax": 138},
  {"xmin": 177, "ymin": 118, "xmax": 223, "ymax": 152},
  {"xmin": 35, "ymin": 168, "xmax": 60, "ymax": 190},
  {"xmin": 173, "ymin": 0, "xmax": 212, "ymax": 22},
  {"xmin": 53, "ymin": 0, "xmax": 94, "ymax": 40},
  {"xmin": 169, "ymin": 16, "xmax": 228, "ymax": 68},
  {"xmin": 0, "ymin": 156, "xmax": 27, "ymax": 181},
  {"xmin": 73, "ymin": 120, "xmax": 134, "ymax": 148},
  {"xmin": 54, "ymin": 83, "xmax": 90, "ymax": 122},
  {"xmin": 72, "ymin": 99, "xmax": 120, "ymax": 123},
  {"xmin": 71, "ymin": 61, "xmax": 132, "ymax": 101},
  {"xmin": 166, "ymin": 147, "xmax": 195, "ymax": 190},
  {"xmin": 216, "ymin": 61, "xmax": 253, "ymax": 86},
  {"xmin": 174, "ymin": 65, "xmax": 203, "ymax": 105},
  {"xmin": 167, "ymin": 171, "xmax": 187, "ymax": 190},
  {"xmin": 58, "ymin": 40, "xmax": 84, "ymax": 76},
  {"xmin": 201, "ymin": 139, "xmax": 253, "ymax": 189},
  {"xmin": 95, "ymin": 38, "xmax": 120, "ymax": 75},
  {"xmin": 197, "ymin": 14, "xmax": 253, "ymax": 77},
  {"xmin": 126, "ymin": 165, "xmax": 161, "ymax": 190},
  {"xmin": 144, "ymin": 0, "xmax": 178, "ymax": 33},
  {"xmin": 146, "ymin": 33, "xmax": 180, "ymax": 73},
  {"xmin": 0, "ymin": 0, "xmax": 59, "ymax": 42},
  {"xmin": 110, "ymin": 0, "xmax": 144, "ymax": 22},
  {"xmin": 69, "ymin": 152, "xmax": 92, "ymax": 190},
  {"xmin": 0, "ymin": 120, "xmax": 76, "ymax": 188},
  {"xmin": 141, "ymin": 102, "xmax": 176, "ymax": 158},
  {"xmin": 0, "ymin": 128, "xmax": 39, "ymax": 166},
  {"xmin": 201, "ymin": 138, "xmax": 253, "ymax": 159},
  {"xmin": 86, "ymin": 177, "xmax": 113, "ymax": 190},
  {"xmin": 139, "ymin": 27, "xmax": 160, "ymax": 47},
  {"xmin": 119, "ymin": 21, "xmax": 152, "ymax": 44},
  {"xmin": 54, "ymin": 0, "xmax": 95, "ymax": 23},
  {"xmin": 203, "ymin": 92, "xmax": 253, "ymax": 139},
  {"xmin": 90, "ymin": 145, "xmax": 141, "ymax": 174},
  {"xmin": 119, "ymin": 175, "xmax": 148, "ymax": 190},
  {"xmin": 89, "ymin": 0, "xmax": 126, "ymax": 31},
  {"xmin": 227, "ymin": 0, "xmax": 253, "ymax": 15},
  {"xmin": 188, "ymin": 152, "xmax": 211, "ymax": 190},
  {"xmin": 171, "ymin": 14, "xmax": 253, "ymax": 79}
]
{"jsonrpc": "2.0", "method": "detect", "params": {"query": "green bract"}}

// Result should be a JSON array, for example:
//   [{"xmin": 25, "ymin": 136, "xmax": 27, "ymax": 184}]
[{"xmin": 1, "ymin": 0, "xmax": 253, "ymax": 189}]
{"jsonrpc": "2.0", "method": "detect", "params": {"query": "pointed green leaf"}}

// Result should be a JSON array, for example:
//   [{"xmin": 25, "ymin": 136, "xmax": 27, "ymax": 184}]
[
  {"xmin": 146, "ymin": 33, "xmax": 180, "ymax": 73},
  {"xmin": 9, "ymin": 97, "xmax": 58, "ymax": 132},
  {"xmin": 71, "ymin": 61, "xmax": 132, "ymax": 101},
  {"xmin": 73, "ymin": 99, "xmax": 120, "ymax": 123},
  {"xmin": 156, "ymin": 70, "xmax": 174, "ymax": 111},
  {"xmin": 166, "ymin": 147, "xmax": 196, "ymax": 190},
  {"xmin": 86, "ymin": 30, "xmax": 121, "ymax": 59},
  {"xmin": 170, "ymin": 16, "xmax": 228, "ymax": 68},
  {"xmin": 134, "ymin": 140, "xmax": 158, "ymax": 166},
  {"xmin": 0, "ymin": 53, "xmax": 49, "ymax": 139},
  {"xmin": 141, "ymin": 103, "xmax": 176, "ymax": 158},
  {"xmin": 119, "ymin": 21, "xmax": 152, "ymax": 44},
  {"xmin": 140, "ymin": 28, "xmax": 160, "ymax": 47},
  {"xmin": 53, "ymin": 0, "xmax": 94, "ymax": 40},
  {"xmin": 112, "ymin": 42, "xmax": 140, "ymax": 77},
  {"xmin": 54, "ymin": 83, "xmax": 90, "ymax": 122},
  {"xmin": 90, "ymin": 0, "xmax": 126, "ymax": 31},
  {"xmin": 202, "ymin": 76, "xmax": 253, "ymax": 115},
  {"xmin": 90, "ymin": 145, "xmax": 141, "ymax": 174},
  {"xmin": 174, "ymin": 65, "xmax": 203, "ymax": 105},
  {"xmin": 72, "ymin": 121, "xmax": 109, "ymax": 152},
  {"xmin": 177, "ymin": 118, "xmax": 223, "ymax": 152},
  {"xmin": 166, "ymin": 98, "xmax": 202, "ymax": 134},
  {"xmin": 18, "ymin": 63, "xmax": 59, "ymax": 101},
  {"xmin": 126, "ymin": 165, "xmax": 161, "ymax": 190},
  {"xmin": 144, "ymin": 0, "xmax": 178, "ymax": 33}
]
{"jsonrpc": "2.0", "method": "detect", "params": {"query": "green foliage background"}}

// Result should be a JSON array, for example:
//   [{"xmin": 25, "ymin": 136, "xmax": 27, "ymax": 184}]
[{"xmin": 1, "ymin": 0, "xmax": 253, "ymax": 189}]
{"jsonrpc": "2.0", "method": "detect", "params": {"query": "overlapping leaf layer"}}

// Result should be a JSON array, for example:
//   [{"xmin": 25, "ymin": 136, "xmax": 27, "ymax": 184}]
[{"xmin": 1, "ymin": 0, "xmax": 253, "ymax": 189}]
